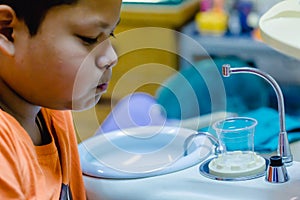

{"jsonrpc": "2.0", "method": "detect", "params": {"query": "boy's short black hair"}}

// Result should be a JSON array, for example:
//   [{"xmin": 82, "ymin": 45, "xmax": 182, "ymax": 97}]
[{"xmin": 0, "ymin": 0, "xmax": 78, "ymax": 35}]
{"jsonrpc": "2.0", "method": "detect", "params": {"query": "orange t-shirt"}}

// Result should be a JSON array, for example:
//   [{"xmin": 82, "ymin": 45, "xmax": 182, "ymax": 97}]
[{"xmin": 0, "ymin": 108, "xmax": 86, "ymax": 200}]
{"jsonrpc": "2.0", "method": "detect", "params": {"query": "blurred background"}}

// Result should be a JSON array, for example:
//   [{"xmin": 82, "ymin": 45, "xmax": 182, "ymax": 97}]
[{"xmin": 74, "ymin": 0, "xmax": 300, "ymax": 145}]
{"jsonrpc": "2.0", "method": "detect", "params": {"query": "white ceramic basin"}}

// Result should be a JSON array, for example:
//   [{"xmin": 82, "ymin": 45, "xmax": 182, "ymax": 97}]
[
  {"xmin": 79, "ymin": 126, "xmax": 213, "ymax": 179},
  {"xmin": 80, "ymin": 125, "xmax": 300, "ymax": 200},
  {"xmin": 83, "ymin": 160, "xmax": 300, "ymax": 200},
  {"xmin": 259, "ymin": 0, "xmax": 300, "ymax": 60}
]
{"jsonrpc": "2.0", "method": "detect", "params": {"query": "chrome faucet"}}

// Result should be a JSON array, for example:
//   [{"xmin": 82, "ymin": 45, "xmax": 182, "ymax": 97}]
[{"xmin": 222, "ymin": 64, "xmax": 293, "ymax": 166}]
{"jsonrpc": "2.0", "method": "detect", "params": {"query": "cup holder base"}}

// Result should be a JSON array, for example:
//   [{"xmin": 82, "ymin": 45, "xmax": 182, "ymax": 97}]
[{"xmin": 199, "ymin": 157, "xmax": 269, "ymax": 181}]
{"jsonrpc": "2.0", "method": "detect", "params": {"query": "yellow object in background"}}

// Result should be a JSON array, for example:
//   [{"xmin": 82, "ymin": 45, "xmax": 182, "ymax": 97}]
[
  {"xmin": 195, "ymin": 11, "xmax": 228, "ymax": 36},
  {"xmin": 196, "ymin": 0, "xmax": 228, "ymax": 36}
]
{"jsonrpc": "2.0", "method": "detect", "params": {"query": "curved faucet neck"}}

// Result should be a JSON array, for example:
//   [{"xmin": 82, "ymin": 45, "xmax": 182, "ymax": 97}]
[{"xmin": 221, "ymin": 64, "xmax": 292, "ymax": 165}]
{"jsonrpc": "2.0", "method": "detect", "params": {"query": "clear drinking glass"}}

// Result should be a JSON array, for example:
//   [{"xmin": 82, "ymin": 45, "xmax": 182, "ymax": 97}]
[
  {"xmin": 209, "ymin": 117, "xmax": 266, "ymax": 178},
  {"xmin": 213, "ymin": 117, "xmax": 257, "ymax": 155}
]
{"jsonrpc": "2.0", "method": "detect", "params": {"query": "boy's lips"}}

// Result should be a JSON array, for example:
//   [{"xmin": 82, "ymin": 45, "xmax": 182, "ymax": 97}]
[{"xmin": 97, "ymin": 82, "xmax": 109, "ymax": 91}]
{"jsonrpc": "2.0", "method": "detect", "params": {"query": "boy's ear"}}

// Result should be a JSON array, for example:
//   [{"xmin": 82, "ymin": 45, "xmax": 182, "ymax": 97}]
[{"xmin": 0, "ymin": 5, "xmax": 16, "ymax": 56}]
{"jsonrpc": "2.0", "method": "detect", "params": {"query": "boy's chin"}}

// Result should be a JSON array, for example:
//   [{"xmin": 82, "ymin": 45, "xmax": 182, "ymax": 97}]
[{"xmin": 72, "ymin": 95, "xmax": 101, "ymax": 111}]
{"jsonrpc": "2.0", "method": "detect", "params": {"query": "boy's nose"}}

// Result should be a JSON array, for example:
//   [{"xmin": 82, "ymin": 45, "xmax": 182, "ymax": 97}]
[{"xmin": 96, "ymin": 44, "xmax": 118, "ymax": 70}]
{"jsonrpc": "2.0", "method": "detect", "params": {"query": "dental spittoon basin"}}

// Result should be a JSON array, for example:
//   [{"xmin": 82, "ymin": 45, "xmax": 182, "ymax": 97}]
[
  {"xmin": 81, "ymin": 124, "xmax": 300, "ymax": 199},
  {"xmin": 79, "ymin": 126, "xmax": 213, "ymax": 179}
]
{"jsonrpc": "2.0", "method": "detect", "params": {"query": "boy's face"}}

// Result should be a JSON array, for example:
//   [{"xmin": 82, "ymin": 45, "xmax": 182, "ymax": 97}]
[{"xmin": 2, "ymin": 0, "xmax": 121, "ymax": 110}]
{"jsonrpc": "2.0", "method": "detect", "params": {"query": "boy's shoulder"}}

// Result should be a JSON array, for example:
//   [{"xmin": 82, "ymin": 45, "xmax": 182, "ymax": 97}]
[
  {"xmin": 0, "ymin": 108, "xmax": 72, "ymax": 123},
  {"xmin": 0, "ymin": 108, "xmax": 73, "ymax": 135},
  {"xmin": 0, "ymin": 110, "xmax": 28, "ymax": 150},
  {"xmin": 0, "ymin": 109, "xmax": 20, "ymax": 130}
]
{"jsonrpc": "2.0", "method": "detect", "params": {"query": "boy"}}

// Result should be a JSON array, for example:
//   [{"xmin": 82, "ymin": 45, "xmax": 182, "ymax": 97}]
[{"xmin": 0, "ymin": 0, "xmax": 121, "ymax": 199}]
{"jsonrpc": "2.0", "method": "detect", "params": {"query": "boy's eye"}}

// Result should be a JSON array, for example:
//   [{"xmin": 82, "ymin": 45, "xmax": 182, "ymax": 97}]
[
  {"xmin": 77, "ymin": 35, "xmax": 98, "ymax": 45},
  {"xmin": 77, "ymin": 32, "xmax": 115, "ymax": 45}
]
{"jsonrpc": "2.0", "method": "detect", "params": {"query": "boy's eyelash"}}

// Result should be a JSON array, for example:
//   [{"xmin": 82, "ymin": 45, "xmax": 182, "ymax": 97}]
[
  {"xmin": 77, "ymin": 32, "xmax": 116, "ymax": 45},
  {"xmin": 77, "ymin": 35, "xmax": 98, "ymax": 45}
]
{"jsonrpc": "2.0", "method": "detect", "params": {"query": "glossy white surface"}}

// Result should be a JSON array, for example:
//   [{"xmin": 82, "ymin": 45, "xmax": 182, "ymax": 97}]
[
  {"xmin": 259, "ymin": 0, "xmax": 300, "ymax": 60},
  {"xmin": 83, "ymin": 160, "xmax": 300, "ymax": 200},
  {"xmin": 79, "ymin": 126, "xmax": 212, "ymax": 179},
  {"xmin": 80, "ymin": 125, "xmax": 300, "ymax": 200}
]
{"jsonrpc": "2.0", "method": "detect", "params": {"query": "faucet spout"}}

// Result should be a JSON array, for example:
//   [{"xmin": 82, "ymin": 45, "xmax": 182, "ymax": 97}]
[{"xmin": 222, "ymin": 64, "xmax": 293, "ymax": 166}]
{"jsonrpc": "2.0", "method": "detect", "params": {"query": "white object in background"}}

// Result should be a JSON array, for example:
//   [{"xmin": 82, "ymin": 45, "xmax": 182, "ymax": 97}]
[{"xmin": 259, "ymin": 0, "xmax": 300, "ymax": 60}]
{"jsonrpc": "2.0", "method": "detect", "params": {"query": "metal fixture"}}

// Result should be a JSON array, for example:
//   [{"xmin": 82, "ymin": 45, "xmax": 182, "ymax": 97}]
[
  {"xmin": 265, "ymin": 155, "xmax": 289, "ymax": 183},
  {"xmin": 222, "ymin": 64, "xmax": 293, "ymax": 166}
]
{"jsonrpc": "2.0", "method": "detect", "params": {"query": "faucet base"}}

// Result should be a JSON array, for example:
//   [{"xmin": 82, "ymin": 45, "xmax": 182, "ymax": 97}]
[{"xmin": 265, "ymin": 156, "xmax": 289, "ymax": 183}]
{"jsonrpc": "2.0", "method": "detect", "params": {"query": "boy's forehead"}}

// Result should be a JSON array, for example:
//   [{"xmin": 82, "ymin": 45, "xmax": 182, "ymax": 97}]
[
  {"xmin": 75, "ymin": 0, "xmax": 122, "ymax": 18},
  {"xmin": 50, "ymin": 0, "xmax": 121, "ymax": 26},
  {"xmin": 78, "ymin": 0, "xmax": 122, "ymax": 7}
]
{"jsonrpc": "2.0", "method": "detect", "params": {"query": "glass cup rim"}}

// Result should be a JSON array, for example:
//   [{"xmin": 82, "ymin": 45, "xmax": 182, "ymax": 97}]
[{"xmin": 212, "ymin": 117, "xmax": 258, "ymax": 133}]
